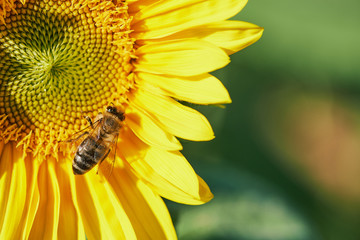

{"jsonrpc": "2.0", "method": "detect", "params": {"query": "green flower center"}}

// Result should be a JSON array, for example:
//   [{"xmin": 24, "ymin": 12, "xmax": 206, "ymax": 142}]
[{"xmin": 0, "ymin": 0, "xmax": 132, "ymax": 137}]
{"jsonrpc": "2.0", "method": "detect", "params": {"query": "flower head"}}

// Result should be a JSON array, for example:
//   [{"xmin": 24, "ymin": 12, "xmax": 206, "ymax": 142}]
[{"xmin": 0, "ymin": 0, "xmax": 263, "ymax": 239}]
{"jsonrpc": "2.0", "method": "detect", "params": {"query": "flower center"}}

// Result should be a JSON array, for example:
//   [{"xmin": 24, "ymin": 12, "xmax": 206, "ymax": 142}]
[{"xmin": 0, "ymin": 0, "xmax": 134, "ymax": 159}]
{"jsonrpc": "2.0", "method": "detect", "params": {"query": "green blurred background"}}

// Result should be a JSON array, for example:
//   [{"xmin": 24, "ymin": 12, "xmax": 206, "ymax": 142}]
[{"xmin": 167, "ymin": 1, "xmax": 360, "ymax": 239}]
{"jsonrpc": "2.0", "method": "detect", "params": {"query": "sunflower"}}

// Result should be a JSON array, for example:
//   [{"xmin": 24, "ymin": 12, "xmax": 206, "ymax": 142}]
[{"xmin": 0, "ymin": 0, "xmax": 263, "ymax": 239}]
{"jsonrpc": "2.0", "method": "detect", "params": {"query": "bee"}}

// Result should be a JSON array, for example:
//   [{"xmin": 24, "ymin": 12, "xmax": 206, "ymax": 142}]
[{"xmin": 71, "ymin": 106, "xmax": 125, "ymax": 175}]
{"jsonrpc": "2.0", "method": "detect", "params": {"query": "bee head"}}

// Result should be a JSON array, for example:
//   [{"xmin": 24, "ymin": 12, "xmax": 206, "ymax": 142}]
[{"xmin": 106, "ymin": 106, "xmax": 125, "ymax": 121}]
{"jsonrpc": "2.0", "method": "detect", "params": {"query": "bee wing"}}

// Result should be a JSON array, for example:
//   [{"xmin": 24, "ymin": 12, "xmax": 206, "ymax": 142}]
[
  {"xmin": 62, "ymin": 118, "xmax": 103, "ymax": 154},
  {"xmin": 63, "ymin": 118, "xmax": 102, "ymax": 143},
  {"xmin": 97, "ymin": 133, "xmax": 120, "ymax": 178}
]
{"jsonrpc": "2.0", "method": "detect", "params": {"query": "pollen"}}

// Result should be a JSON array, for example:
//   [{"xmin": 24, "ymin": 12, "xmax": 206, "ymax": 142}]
[{"xmin": 0, "ymin": 0, "xmax": 134, "ymax": 161}]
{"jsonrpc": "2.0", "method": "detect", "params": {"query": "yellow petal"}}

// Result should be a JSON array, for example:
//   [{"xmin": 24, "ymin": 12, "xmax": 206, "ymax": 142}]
[
  {"xmin": 141, "ymin": 21, "xmax": 264, "ymax": 55},
  {"xmin": 0, "ymin": 144, "xmax": 39, "ymax": 240},
  {"xmin": 106, "ymin": 160, "xmax": 177, "ymax": 240},
  {"xmin": 0, "ymin": 143, "xmax": 13, "ymax": 230},
  {"xmin": 131, "ymin": 147, "xmax": 213, "ymax": 205},
  {"xmin": 137, "ymin": 72, "xmax": 231, "ymax": 104},
  {"xmin": 22, "ymin": 155, "xmax": 40, "ymax": 240},
  {"xmin": 128, "ymin": 0, "xmax": 160, "ymax": 13},
  {"xmin": 127, "ymin": 105, "xmax": 183, "ymax": 151},
  {"xmin": 134, "ymin": 39, "xmax": 229, "ymax": 77},
  {"xmin": 198, "ymin": 21, "xmax": 264, "ymax": 55},
  {"xmin": 0, "ymin": 143, "xmax": 26, "ymax": 239},
  {"xmin": 56, "ymin": 160, "xmax": 86, "ymax": 240},
  {"xmin": 118, "ymin": 127, "xmax": 150, "ymax": 164},
  {"xmin": 75, "ymin": 170, "xmax": 136, "ymax": 240},
  {"xmin": 0, "ymin": 141, "xmax": 4, "ymax": 155},
  {"xmin": 132, "ymin": 0, "xmax": 248, "ymax": 39},
  {"xmin": 131, "ymin": 89, "xmax": 214, "ymax": 141},
  {"xmin": 28, "ymin": 159, "xmax": 60, "ymax": 240}
]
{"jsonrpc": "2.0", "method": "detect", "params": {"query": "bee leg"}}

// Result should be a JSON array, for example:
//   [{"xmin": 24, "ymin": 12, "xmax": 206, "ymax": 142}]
[
  {"xmin": 84, "ymin": 116, "xmax": 94, "ymax": 128},
  {"xmin": 66, "ymin": 131, "xmax": 89, "ymax": 143},
  {"xmin": 110, "ymin": 134, "xmax": 119, "ymax": 176},
  {"xmin": 96, "ymin": 149, "xmax": 111, "ymax": 174}
]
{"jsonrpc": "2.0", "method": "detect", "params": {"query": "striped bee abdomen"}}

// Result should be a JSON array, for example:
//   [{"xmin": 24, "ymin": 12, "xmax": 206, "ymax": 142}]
[{"xmin": 72, "ymin": 136, "xmax": 107, "ymax": 175}]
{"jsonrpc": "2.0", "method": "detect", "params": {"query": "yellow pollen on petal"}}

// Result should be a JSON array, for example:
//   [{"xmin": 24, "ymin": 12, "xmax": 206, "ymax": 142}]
[{"xmin": 0, "ymin": 0, "xmax": 135, "ymax": 161}]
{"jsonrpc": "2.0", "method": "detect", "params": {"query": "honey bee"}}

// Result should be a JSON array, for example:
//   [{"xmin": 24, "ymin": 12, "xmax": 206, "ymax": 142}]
[{"xmin": 71, "ymin": 106, "xmax": 125, "ymax": 175}]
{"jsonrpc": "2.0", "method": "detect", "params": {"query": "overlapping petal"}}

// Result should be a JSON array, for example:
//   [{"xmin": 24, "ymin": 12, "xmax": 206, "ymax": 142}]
[
  {"xmin": 134, "ymin": 39, "xmax": 229, "ymax": 77},
  {"xmin": 0, "ymin": 143, "xmax": 27, "ymax": 239},
  {"xmin": 28, "ymin": 160, "xmax": 60, "ymax": 240},
  {"xmin": 105, "ymin": 160, "xmax": 177, "ymax": 239},
  {"xmin": 131, "ymin": 0, "xmax": 248, "ymax": 39},
  {"xmin": 130, "ymin": 88, "xmax": 214, "ymax": 141},
  {"xmin": 128, "ymin": 0, "xmax": 162, "ymax": 13},
  {"xmin": 127, "ymin": 105, "xmax": 183, "ymax": 150},
  {"xmin": 57, "ymin": 160, "xmax": 85, "ymax": 240},
  {"xmin": 74, "ymin": 171, "xmax": 136, "ymax": 240},
  {"xmin": 131, "ymin": 147, "xmax": 213, "ymax": 205},
  {"xmin": 137, "ymin": 72, "xmax": 231, "ymax": 104},
  {"xmin": 117, "ymin": 126, "xmax": 150, "ymax": 164},
  {"xmin": 140, "ymin": 20, "xmax": 264, "ymax": 55},
  {"xmin": 22, "ymin": 156, "xmax": 40, "ymax": 240}
]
